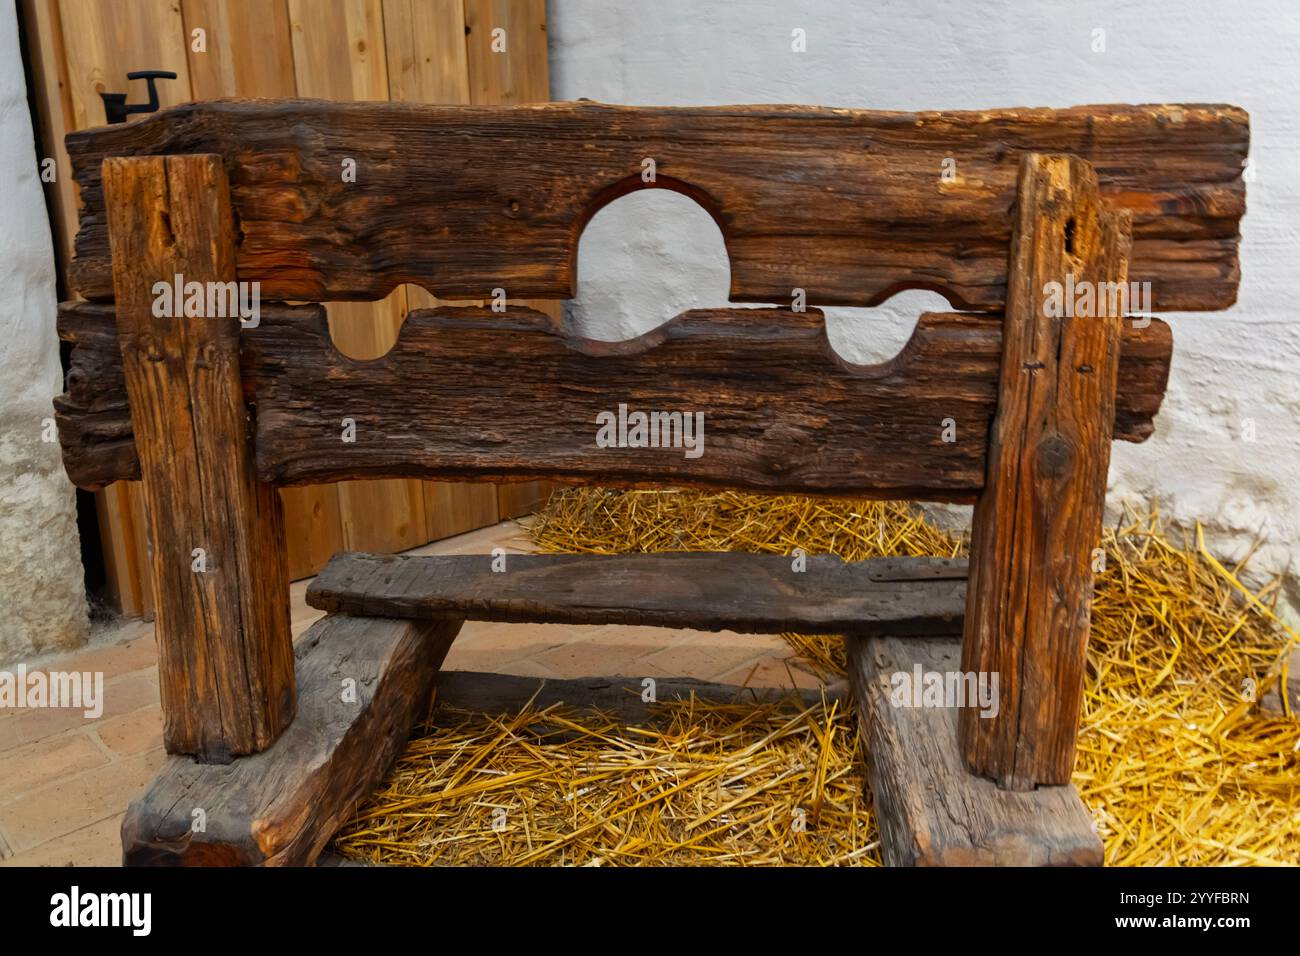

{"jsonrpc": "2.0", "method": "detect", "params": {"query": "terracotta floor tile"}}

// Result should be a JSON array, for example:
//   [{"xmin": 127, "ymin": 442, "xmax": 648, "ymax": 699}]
[
  {"xmin": 0, "ymin": 814, "xmax": 125, "ymax": 868},
  {"xmin": 1, "ymin": 748, "xmax": 165, "ymax": 853},
  {"xmin": 3, "ymin": 672, "xmax": 159, "ymax": 749},
  {"xmin": 0, "ymin": 733, "xmax": 109, "ymax": 804},
  {"xmin": 714, "ymin": 655, "xmax": 832, "ymax": 692},
  {"xmin": 92, "ymin": 705, "xmax": 164, "ymax": 758}
]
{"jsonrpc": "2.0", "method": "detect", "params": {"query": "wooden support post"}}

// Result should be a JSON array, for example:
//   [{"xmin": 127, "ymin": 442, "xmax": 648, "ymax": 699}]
[
  {"xmin": 104, "ymin": 155, "xmax": 295, "ymax": 762},
  {"xmin": 961, "ymin": 153, "xmax": 1132, "ymax": 789}
]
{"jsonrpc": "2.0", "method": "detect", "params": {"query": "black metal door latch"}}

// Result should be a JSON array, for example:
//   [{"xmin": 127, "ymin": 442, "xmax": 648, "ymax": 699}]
[{"xmin": 99, "ymin": 70, "xmax": 177, "ymax": 125}]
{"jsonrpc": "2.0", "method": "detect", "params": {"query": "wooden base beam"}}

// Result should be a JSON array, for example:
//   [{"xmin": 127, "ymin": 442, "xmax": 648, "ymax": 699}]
[
  {"xmin": 848, "ymin": 634, "xmax": 1102, "ymax": 867},
  {"xmin": 121, "ymin": 614, "xmax": 461, "ymax": 866}
]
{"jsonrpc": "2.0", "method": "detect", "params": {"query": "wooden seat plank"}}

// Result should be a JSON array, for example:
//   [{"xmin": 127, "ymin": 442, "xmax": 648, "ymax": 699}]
[{"xmin": 306, "ymin": 552, "xmax": 969, "ymax": 635}]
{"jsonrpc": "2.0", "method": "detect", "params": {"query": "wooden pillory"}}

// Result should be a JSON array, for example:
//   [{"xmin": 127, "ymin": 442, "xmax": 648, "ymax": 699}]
[{"xmin": 52, "ymin": 100, "xmax": 1249, "ymax": 866}]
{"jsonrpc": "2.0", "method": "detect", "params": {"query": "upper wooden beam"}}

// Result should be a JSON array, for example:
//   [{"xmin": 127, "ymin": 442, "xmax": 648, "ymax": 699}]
[
  {"xmin": 55, "ymin": 302, "xmax": 1173, "ymax": 499},
  {"xmin": 65, "ymin": 99, "xmax": 1247, "ymax": 311}
]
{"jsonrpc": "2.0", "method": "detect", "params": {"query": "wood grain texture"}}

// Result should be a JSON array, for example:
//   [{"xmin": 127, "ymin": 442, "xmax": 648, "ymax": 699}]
[
  {"xmin": 64, "ymin": 99, "xmax": 1248, "ymax": 311},
  {"xmin": 44, "ymin": 0, "xmax": 197, "ymax": 618},
  {"xmin": 182, "ymin": 0, "xmax": 297, "ymax": 100},
  {"xmin": 464, "ymin": 0, "xmax": 558, "ymax": 520},
  {"xmin": 53, "ymin": 302, "xmax": 1173, "ymax": 495},
  {"xmin": 57, "ymin": 0, "xmax": 192, "ymax": 131},
  {"xmin": 464, "ymin": 0, "xmax": 549, "ymax": 106},
  {"xmin": 436, "ymin": 671, "xmax": 844, "ymax": 722},
  {"xmin": 179, "ymin": 0, "xmax": 347, "ymax": 581},
  {"xmin": 960, "ymin": 154, "xmax": 1130, "ymax": 789},
  {"xmin": 306, "ymin": 552, "xmax": 968, "ymax": 634},
  {"xmin": 288, "ymin": 0, "xmax": 432, "ymax": 558},
  {"xmin": 104, "ymin": 154, "xmax": 295, "ymax": 761},
  {"xmin": 121, "ymin": 614, "xmax": 462, "ymax": 866},
  {"xmin": 249, "ymin": 306, "xmax": 1168, "ymax": 497},
  {"xmin": 383, "ymin": 0, "xmax": 469, "ymax": 104},
  {"xmin": 19, "ymin": 0, "xmax": 78, "ymax": 270},
  {"xmin": 848, "ymin": 635, "xmax": 1102, "ymax": 866}
]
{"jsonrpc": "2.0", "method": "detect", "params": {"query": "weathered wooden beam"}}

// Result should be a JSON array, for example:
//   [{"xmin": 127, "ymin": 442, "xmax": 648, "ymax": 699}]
[
  {"xmin": 848, "ymin": 635, "xmax": 1102, "ymax": 866},
  {"xmin": 960, "ymin": 154, "xmax": 1130, "ymax": 789},
  {"xmin": 54, "ymin": 301, "xmax": 1174, "ymax": 496},
  {"xmin": 104, "ymin": 154, "xmax": 295, "ymax": 761},
  {"xmin": 121, "ymin": 614, "xmax": 462, "ymax": 866},
  {"xmin": 435, "ymin": 672, "xmax": 846, "ymax": 722},
  {"xmin": 306, "ymin": 552, "xmax": 968, "ymax": 635},
  {"xmin": 65, "ymin": 99, "xmax": 1247, "ymax": 310}
]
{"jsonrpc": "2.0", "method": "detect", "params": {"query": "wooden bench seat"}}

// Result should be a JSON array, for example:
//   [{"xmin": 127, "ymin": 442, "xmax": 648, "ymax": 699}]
[{"xmin": 306, "ymin": 552, "xmax": 968, "ymax": 636}]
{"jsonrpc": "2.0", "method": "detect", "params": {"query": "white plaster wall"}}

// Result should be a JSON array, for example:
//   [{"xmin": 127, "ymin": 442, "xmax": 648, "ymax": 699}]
[
  {"xmin": 0, "ymin": 4, "xmax": 89, "ymax": 663},
  {"xmin": 549, "ymin": 0, "xmax": 1300, "ymax": 616}
]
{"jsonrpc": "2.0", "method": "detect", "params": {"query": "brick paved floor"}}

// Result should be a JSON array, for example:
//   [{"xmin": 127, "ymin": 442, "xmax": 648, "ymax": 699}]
[{"xmin": 0, "ymin": 519, "xmax": 823, "ymax": 866}]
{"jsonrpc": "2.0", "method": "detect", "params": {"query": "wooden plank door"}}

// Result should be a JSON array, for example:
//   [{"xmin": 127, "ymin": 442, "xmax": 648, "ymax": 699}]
[
  {"xmin": 464, "ymin": 0, "xmax": 557, "ymax": 519},
  {"xmin": 382, "ymin": 0, "xmax": 504, "ymax": 539},
  {"xmin": 285, "ymin": 0, "xmax": 431, "ymax": 557},
  {"xmin": 23, "ymin": 0, "xmax": 556, "ymax": 616},
  {"xmin": 181, "ymin": 0, "xmax": 347, "ymax": 581}
]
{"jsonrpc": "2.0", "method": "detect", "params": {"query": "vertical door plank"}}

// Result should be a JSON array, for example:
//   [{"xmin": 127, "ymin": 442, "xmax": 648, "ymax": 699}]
[
  {"xmin": 287, "ymin": 0, "xmax": 429, "ymax": 555},
  {"xmin": 382, "ymin": 0, "xmax": 469, "ymax": 105},
  {"xmin": 463, "ymin": 0, "xmax": 548, "ymax": 105},
  {"xmin": 58, "ymin": 0, "xmax": 193, "ymax": 130},
  {"xmin": 383, "ymin": 0, "xmax": 500, "ymax": 540},
  {"xmin": 20, "ymin": 0, "xmax": 78, "ymax": 270},
  {"xmin": 54, "ymin": 0, "xmax": 196, "ymax": 617},
  {"xmin": 464, "ymin": 0, "xmax": 556, "ymax": 519},
  {"xmin": 183, "ymin": 0, "xmax": 345, "ymax": 580},
  {"xmin": 181, "ymin": 0, "xmax": 297, "ymax": 100}
]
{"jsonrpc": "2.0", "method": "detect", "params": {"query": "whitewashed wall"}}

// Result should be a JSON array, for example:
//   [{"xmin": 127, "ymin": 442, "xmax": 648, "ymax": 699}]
[
  {"xmin": 0, "ymin": 4, "xmax": 88, "ymax": 663},
  {"xmin": 549, "ymin": 0, "xmax": 1300, "ymax": 619}
]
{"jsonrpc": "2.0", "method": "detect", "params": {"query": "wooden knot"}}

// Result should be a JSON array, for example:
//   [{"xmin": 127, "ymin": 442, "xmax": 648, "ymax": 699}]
[
  {"xmin": 194, "ymin": 341, "xmax": 222, "ymax": 370},
  {"xmin": 1035, "ymin": 433, "xmax": 1074, "ymax": 479},
  {"xmin": 66, "ymin": 367, "xmax": 92, "ymax": 403},
  {"xmin": 139, "ymin": 332, "xmax": 164, "ymax": 363}
]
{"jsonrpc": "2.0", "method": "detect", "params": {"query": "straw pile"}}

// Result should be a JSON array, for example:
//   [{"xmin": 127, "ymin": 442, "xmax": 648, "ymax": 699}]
[
  {"xmin": 333, "ymin": 695, "xmax": 875, "ymax": 866},
  {"xmin": 333, "ymin": 488, "xmax": 1299, "ymax": 867}
]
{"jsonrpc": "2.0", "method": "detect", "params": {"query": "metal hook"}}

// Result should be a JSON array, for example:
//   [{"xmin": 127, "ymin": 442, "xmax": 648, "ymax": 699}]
[{"xmin": 99, "ymin": 70, "xmax": 177, "ymax": 125}]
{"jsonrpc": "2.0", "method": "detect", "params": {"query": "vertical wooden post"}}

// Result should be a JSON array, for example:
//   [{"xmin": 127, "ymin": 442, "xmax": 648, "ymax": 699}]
[
  {"xmin": 960, "ymin": 153, "xmax": 1131, "ymax": 790},
  {"xmin": 104, "ymin": 154, "xmax": 295, "ymax": 762}
]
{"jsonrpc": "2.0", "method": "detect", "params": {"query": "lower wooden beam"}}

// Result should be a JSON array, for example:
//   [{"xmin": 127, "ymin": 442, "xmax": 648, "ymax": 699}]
[
  {"xmin": 435, "ymin": 671, "xmax": 844, "ymax": 721},
  {"xmin": 121, "ymin": 614, "xmax": 462, "ymax": 866},
  {"xmin": 848, "ymin": 634, "xmax": 1102, "ymax": 867}
]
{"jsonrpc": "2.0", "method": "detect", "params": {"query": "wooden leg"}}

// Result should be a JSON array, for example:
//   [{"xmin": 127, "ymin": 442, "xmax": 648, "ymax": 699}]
[
  {"xmin": 104, "ymin": 155, "xmax": 295, "ymax": 761},
  {"xmin": 122, "ymin": 615, "xmax": 463, "ymax": 866},
  {"xmin": 960, "ymin": 153, "xmax": 1131, "ymax": 789}
]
